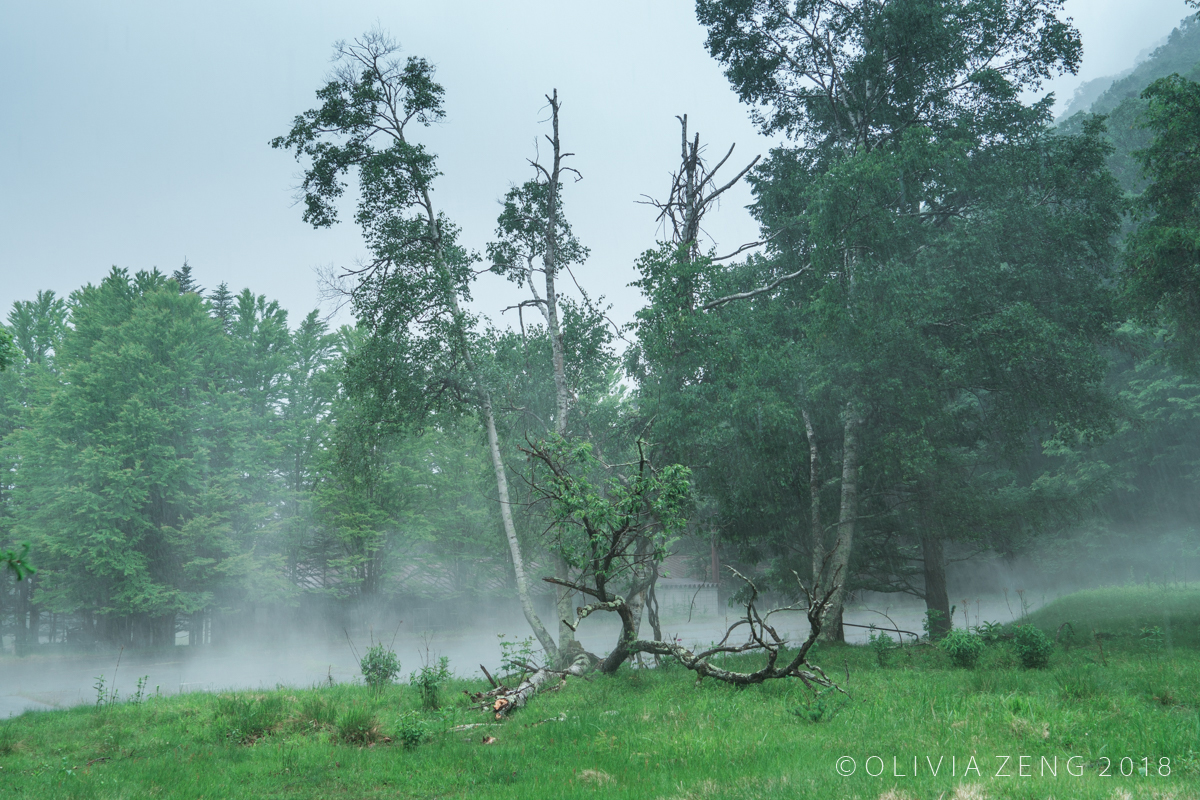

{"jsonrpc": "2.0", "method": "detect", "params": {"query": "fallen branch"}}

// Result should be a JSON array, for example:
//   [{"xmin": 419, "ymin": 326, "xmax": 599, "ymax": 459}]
[{"xmin": 470, "ymin": 650, "xmax": 595, "ymax": 720}]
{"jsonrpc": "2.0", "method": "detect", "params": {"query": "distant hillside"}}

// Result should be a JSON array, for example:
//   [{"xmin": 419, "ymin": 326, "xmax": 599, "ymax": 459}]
[{"xmin": 1060, "ymin": 13, "xmax": 1200, "ymax": 193}]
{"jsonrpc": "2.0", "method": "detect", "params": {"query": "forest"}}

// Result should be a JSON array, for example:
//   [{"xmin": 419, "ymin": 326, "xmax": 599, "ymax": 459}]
[
  {"xmin": 1, "ymin": 0, "xmax": 1199, "ymax": 675},
  {"xmin": 4, "ymin": 3, "xmax": 1200, "ymax": 798}
]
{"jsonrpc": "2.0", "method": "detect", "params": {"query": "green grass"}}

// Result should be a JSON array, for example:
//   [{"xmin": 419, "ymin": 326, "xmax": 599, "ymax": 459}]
[
  {"xmin": 1020, "ymin": 583, "xmax": 1200, "ymax": 648},
  {"xmin": 1, "ymin": 591, "xmax": 1199, "ymax": 799}
]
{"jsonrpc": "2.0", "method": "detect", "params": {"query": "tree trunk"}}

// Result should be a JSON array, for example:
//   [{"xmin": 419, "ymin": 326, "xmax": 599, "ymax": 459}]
[
  {"xmin": 820, "ymin": 406, "xmax": 861, "ymax": 642},
  {"xmin": 541, "ymin": 89, "xmax": 579, "ymax": 660},
  {"xmin": 483, "ymin": 391, "xmax": 559, "ymax": 666},
  {"xmin": 802, "ymin": 408, "xmax": 823, "ymax": 587},
  {"xmin": 920, "ymin": 528, "xmax": 951, "ymax": 639}
]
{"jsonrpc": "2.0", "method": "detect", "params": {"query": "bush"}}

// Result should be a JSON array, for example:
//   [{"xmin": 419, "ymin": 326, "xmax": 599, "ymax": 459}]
[
  {"xmin": 411, "ymin": 656, "xmax": 452, "ymax": 710},
  {"xmin": 360, "ymin": 643, "xmax": 401, "ymax": 693},
  {"xmin": 868, "ymin": 630, "xmax": 894, "ymax": 667},
  {"xmin": 337, "ymin": 705, "xmax": 381, "ymax": 745},
  {"xmin": 395, "ymin": 711, "xmax": 429, "ymax": 749},
  {"xmin": 974, "ymin": 620, "xmax": 1005, "ymax": 644},
  {"xmin": 940, "ymin": 629, "xmax": 985, "ymax": 669},
  {"xmin": 1013, "ymin": 624, "xmax": 1053, "ymax": 669}
]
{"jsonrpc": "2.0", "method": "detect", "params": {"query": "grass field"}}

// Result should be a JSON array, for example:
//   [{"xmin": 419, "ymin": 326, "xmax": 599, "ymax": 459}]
[{"xmin": 1, "ymin": 585, "xmax": 1198, "ymax": 799}]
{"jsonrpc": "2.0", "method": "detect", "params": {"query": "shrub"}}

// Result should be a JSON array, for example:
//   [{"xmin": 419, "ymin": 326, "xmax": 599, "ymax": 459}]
[
  {"xmin": 1013, "ymin": 624, "xmax": 1053, "ymax": 669},
  {"xmin": 360, "ymin": 643, "xmax": 401, "ymax": 693},
  {"xmin": 337, "ymin": 705, "xmax": 381, "ymax": 745},
  {"xmin": 868, "ymin": 630, "xmax": 894, "ymax": 667},
  {"xmin": 974, "ymin": 620, "xmax": 1005, "ymax": 644},
  {"xmin": 411, "ymin": 656, "xmax": 452, "ymax": 710},
  {"xmin": 940, "ymin": 629, "xmax": 985, "ymax": 669},
  {"xmin": 395, "ymin": 711, "xmax": 429, "ymax": 749}
]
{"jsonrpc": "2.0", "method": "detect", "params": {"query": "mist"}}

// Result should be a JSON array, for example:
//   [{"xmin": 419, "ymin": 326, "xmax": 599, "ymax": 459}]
[{"xmin": 3, "ymin": 0, "xmax": 1200, "ymax": 760}]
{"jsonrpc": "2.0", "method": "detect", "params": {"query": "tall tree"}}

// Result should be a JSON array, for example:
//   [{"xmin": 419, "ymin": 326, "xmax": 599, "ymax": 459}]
[
  {"xmin": 272, "ymin": 31, "xmax": 562, "ymax": 663},
  {"xmin": 487, "ymin": 90, "xmax": 613, "ymax": 653},
  {"xmin": 1124, "ymin": 73, "xmax": 1200, "ymax": 368},
  {"xmin": 11, "ymin": 270, "xmax": 240, "ymax": 645},
  {"xmin": 660, "ymin": 0, "xmax": 1119, "ymax": 637}
]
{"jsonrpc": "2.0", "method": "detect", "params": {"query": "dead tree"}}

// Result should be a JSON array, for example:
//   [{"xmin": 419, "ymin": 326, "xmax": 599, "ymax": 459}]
[
  {"xmin": 573, "ymin": 566, "xmax": 844, "ymax": 690},
  {"xmin": 488, "ymin": 90, "xmax": 593, "ymax": 662},
  {"xmin": 518, "ymin": 435, "xmax": 844, "ymax": 695}
]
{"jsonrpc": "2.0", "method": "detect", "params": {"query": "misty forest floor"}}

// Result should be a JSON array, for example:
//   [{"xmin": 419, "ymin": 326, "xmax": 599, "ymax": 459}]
[{"xmin": 1, "ymin": 585, "xmax": 1198, "ymax": 800}]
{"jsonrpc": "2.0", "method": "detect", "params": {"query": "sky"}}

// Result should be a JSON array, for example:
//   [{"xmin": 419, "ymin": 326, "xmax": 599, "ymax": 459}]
[{"xmin": 1, "ymin": 0, "xmax": 1195, "ymax": 333}]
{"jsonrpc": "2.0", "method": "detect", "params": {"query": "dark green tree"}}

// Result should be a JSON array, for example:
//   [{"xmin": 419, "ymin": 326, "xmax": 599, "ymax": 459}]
[
  {"xmin": 629, "ymin": 0, "xmax": 1120, "ymax": 637},
  {"xmin": 1124, "ymin": 73, "xmax": 1200, "ymax": 368}
]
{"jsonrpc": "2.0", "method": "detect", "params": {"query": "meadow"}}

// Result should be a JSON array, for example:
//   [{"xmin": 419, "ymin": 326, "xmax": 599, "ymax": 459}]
[{"xmin": 0, "ymin": 585, "xmax": 1197, "ymax": 799}]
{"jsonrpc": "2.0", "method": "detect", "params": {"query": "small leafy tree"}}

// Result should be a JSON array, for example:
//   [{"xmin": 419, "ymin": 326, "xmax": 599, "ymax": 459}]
[
  {"xmin": 411, "ymin": 656, "xmax": 452, "ymax": 710},
  {"xmin": 359, "ymin": 643, "xmax": 401, "ymax": 692}
]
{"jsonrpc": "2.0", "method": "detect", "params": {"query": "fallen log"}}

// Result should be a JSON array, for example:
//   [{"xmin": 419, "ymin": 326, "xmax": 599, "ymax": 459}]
[{"xmin": 475, "ymin": 650, "xmax": 595, "ymax": 719}]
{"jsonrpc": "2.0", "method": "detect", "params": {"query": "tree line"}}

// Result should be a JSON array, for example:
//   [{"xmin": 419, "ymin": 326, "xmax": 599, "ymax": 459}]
[{"xmin": 4, "ymin": 0, "xmax": 1200, "ymax": 657}]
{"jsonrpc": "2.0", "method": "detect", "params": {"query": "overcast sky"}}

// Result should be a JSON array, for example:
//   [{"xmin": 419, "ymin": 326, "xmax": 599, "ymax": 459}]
[{"xmin": 1, "ymin": 1, "xmax": 1195, "ymax": 333}]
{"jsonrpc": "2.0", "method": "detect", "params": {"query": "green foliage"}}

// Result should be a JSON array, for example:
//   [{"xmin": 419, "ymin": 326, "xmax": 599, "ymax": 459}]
[
  {"xmin": 410, "ymin": 656, "xmax": 452, "ymax": 711},
  {"xmin": 940, "ymin": 629, "xmax": 986, "ymax": 669},
  {"xmin": 497, "ymin": 634, "xmax": 540, "ymax": 683},
  {"xmin": 922, "ymin": 610, "xmax": 947, "ymax": 641},
  {"xmin": 867, "ymin": 630, "xmax": 894, "ymax": 667},
  {"xmin": 1140, "ymin": 625, "xmax": 1166, "ymax": 653},
  {"xmin": 523, "ymin": 434, "xmax": 692, "ymax": 594},
  {"xmin": 975, "ymin": 621, "xmax": 1006, "ymax": 644},
  {"xmin": 1013, "ymin": 624, "xmax": 1054, "ymax": 669},
  {"xmin": 792, "ymin": 686, "xmax": 848, "ymax": 724},
  {"xmin": 1, "ymin": 542, "xmax": 35, "ymax": 581},
  {"xmin": 359, "ymin": 643, "xmax": 401, "ymax": 692},
  {"xmin": 92, "ymin": 675, "xmax": 116, "ymax": 707},
  {"xmin": 1124, "ymin": 73, "xmax": 1200, "ymax": 367},
  {"xmin": 394, "ymin": 711, "xmax": 429, "ymax": 750}
]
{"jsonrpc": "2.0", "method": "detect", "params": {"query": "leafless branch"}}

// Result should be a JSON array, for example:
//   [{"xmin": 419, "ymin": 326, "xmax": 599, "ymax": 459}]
[{"xmin": 702, "ymin": 264, "xmax": 811, "ymax": 310}]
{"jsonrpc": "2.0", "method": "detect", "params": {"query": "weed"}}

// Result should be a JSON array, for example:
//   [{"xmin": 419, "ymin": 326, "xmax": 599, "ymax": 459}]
[
  {"xmin": 395, "ymin": 710, "xmax": 429, "ymax": 750},
  {"xmin": 1012, "ymin": 624, "xmax": 1053, "ymax": 669},
  {"xmin": 922, "ymin": 609, "xmax": 946, "ymax": 640},
  {"xmin": 974, "ymin": 620, "xmax": 1005, "ymax": 644},
  {"xmin": 336, "ymin": 705, "xmax": 381, "ymax": 745},
  {"xmin": 216, "ymin": 694, "xmax": 285, "ymax": 744},
  {"xmin": 940, "ymin": 629, "xmax": 985, "ymax": 669},
  {"xmin": 497, "ymin": 634, "xmax": 540, "ymax": 682},
  {"xmin": 1140, "ymin": 625, "xmax": 1165, "ymax": 653},
  {"xmin": 299, "ymin": 694, "xmax": 337, "ymax": 729},
  {"xmin": 411, "ymin": 655, "xmax": 452, "ymax": 710},
  {"xmin": 867, "ymin": 630, "xmax": 894, "ymax": 667},
  {"xmin": 793, "ymin": 687, "xmax": 848, "ymax": 723},
  {"xmin": 131, "ymin": 675, "xmax": 149, "ymax": 705}
]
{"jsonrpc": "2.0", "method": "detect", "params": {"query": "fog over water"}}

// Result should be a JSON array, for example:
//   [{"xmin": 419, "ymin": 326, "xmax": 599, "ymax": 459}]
[{"xmin": 1, "ymin": 589, "xmax": 1051, "ymax": 719}]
